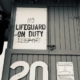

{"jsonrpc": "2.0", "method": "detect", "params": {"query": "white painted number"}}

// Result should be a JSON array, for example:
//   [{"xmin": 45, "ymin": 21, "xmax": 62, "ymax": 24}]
[
  {"xmin": 10, "ymin": 61, "xmax": 48, "ymax": 80},
  {"xmin": 30, "ymin": 61, "xmax": 48, "ymax": 80},
  {"xmin": 10, "ymin": 61, "xmax": 29, "ymax": 80}
]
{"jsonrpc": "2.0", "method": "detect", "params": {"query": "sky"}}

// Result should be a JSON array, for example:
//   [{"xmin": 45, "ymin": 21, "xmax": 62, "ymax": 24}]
[{"xmin": 0, "ymin": 42, "xmax": 8, "ymax": 80}]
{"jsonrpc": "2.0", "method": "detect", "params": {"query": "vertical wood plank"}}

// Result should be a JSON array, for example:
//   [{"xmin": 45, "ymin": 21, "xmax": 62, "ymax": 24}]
[
  {"xmin": 9, "ymin": 55, "xmax": 17, "ymax": 79},
  {"xmin": 73, "ymin": 6, "xmax": 79, "ymax": 50},
  {"xmin": 44, "ymin": 55, "xmax": 48, "ymax": 80},
  {"xmin": 61, "ymin": 56, "xmax": 66, "ymax": 62},
  {"xmin": 38, "ymin": 55, "xmax": 43, "ymax": 80},
  {"xmin": 56, "ymin": 56, "xmax": 61, "ymax": 63},
  {"xmin": 60, "ymin": 7, "xmax": 65, "ymax": 50},
  {"xmin": 27, "ymin": 55, "xmax": 33, "ymax": 80},
  {"xmin": 55, "ymin": 7, "xmax": 60, "ymax": 50},
  {"xmin": 64, "ymin": 7, "xmax": 70, "ymax": 50},
  {"xmin": 50, "ymin": 7, "xmax": 55, "ymax": 45},
  {"xmin": 16, "ymin": 54, "xmax": 22, "ymax": 79},
  {"xmin": 21, "ymin": 55, "xmax": 28, "ymax": 80},
  {"xmin": 66, "ymin": 56, "xmax": 72, "ymax": 61},
  {"xmin": 78, "ymin": 4, "xmax": 80, "ymax": 50},
  {"xmin": 77, "ymin": 56, "xmax": 80, "ymax": 80},
  {"xmin": 44, "ymin": 55, "xmax": 48, "ymax": 66},
  {"xmin": 33, "ymin": 55, "xmax": 38, "ymax": 80},
  {"xmin": 76, "ymin": 13, "xmax": 80, "ymax": 50},
  {"xmin": 50, "ymin": 55, "xmax": 56, "ymax": 80},
  {"xmin": 68, "ymin": 7, "xmax": 75, "ymax": 50},
  {"xmin": 72, "ymin": 56, "xmax": 79, "ymax": 80},
  {"xmin": 56, "ymin": 56, "xmax": 61, "ymax": 80}
]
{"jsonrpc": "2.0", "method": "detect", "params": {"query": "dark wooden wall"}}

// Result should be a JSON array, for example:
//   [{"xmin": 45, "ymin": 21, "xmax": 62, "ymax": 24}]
[
  {"xmin": 2, "ymin": 1, "xmax": 80, "ymax": 80},
  {"xmin": 49, "ymin": 5, "xmax": 80, "ymax": 51},
  {"xmin": 8, "ymin": 54, "xmax": 80, "ymax": 80}
]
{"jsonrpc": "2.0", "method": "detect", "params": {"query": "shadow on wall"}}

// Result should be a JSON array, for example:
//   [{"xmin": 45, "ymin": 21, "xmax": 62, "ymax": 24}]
[
  {"xmin": 0, "ymin": 6, "xmax": 3, "ymax": 11},
  {"xmin": 0, "ymin": 6, "xmax": 9, "ymax": 55}
]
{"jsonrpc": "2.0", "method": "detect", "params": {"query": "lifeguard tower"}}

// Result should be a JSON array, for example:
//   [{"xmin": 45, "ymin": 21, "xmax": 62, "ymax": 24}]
[{"xmin": 2, "ymin": 0, "xmax": 80, "ymax": 80}]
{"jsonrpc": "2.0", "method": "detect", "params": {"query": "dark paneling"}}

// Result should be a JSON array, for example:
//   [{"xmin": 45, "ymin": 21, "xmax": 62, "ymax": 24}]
[
  {"xmin": 50, "ymin": 6, "xmax": 80, "ymax": 50},
  {"xmin": 2, "ymin": 53, "xmax": 80, "ymax": 80},
  {"xmin": 9, "ymin": 54, "xmax": 49, "ymax": 80}
]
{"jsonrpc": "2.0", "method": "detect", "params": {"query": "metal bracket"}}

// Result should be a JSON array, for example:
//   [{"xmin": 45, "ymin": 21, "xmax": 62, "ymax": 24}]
[
  {"xmin": 70, "ymin": 16, "xmax": 80, "ymax": 19},
  {"xmin": 47, "ymin": 45, "xmax": 56, "ymax": 51}
]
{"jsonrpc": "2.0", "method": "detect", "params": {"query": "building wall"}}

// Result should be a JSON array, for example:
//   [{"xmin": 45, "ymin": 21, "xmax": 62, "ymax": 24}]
[
  {"xmin": 2, "ymin": 2, "xmax": 80, "ymax": 80},
  {"xmin": 49, "ymin": 5, "xmax": 80, "ymax": 51},
  {"xmin": 9, "ymin": 2, "xmax": 80, "ymax": 51},
  {"xmin": 8, "ymin": 54, "xmax": 80, "ymax": 80}
]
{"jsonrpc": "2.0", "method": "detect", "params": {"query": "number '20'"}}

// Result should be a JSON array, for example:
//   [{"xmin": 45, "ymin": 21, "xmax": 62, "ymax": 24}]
[{"xmin": 10, "ymin": 61, "xmax": 48, "ymax": 80}]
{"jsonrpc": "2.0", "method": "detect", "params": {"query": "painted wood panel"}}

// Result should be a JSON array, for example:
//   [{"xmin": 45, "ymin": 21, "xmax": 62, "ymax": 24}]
[
  {"xmin": 22, "ymin": 55, "xmax": 28, "ymax": 80},
  {"xmin": 50, "ymin": 6, "xmax": 80, "ymax": 51},
  {"xmin": 50, "ymin": 55, "xmax": 56, "ymax": 80},
  {"xmin": 9, "ymin": 54, "xmax": 49, "ymax": 80},
  {"xmin": 77, "ymin": 56, "xmax": 80, "ymax": 80},
  {"xmin": 59, "ymin": 6, "xmax": 65, "ymax": 50},
  {"xmin": 2, "ymin": 53, "xmax": 80, "ymax": 80},
  {"xmin": 72, "ymin": 56, "xmax": 79, "ymax": 80},
  {"xmin": 9, "ymin": 55, "xmax": 17, "ymax": 79},
  {"xmin": 64, "ymin": 7, "xmax": 70, "ymax": 50},
  {"xmin": 55, "ymin": 7, "xmax": 60, "ymax": 50},
  {"xmin": 49, "ymin": 7, "xmax": 55, "ymax": 45}
]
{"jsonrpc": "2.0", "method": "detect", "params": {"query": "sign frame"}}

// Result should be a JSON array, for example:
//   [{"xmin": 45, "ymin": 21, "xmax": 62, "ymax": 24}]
[{"xmin": 8, "ymin": 4, "xmax": 49, "ymax": 51}]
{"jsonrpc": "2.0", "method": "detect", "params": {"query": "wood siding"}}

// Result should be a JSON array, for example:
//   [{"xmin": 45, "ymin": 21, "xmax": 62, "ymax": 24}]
[
  {"xmin": 49, "ymin": 6, "xmax": 80, "ymax": 51},
  {"xmin": 7, "ymin": 54, "xmax": 80, "ymax": 80},
  {"xmin": 2, "ymin": 2, "xmax": 80, "ymax": 80},
  {"xmin": 10, "ymin": 3, "xmax": 80, "ymax": 51}
]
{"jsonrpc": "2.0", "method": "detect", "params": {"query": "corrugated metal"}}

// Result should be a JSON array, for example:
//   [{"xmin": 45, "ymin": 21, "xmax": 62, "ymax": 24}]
[
  {"xmin": 49, "ymin": 6, "xmax": 80, "ymax": 51},
  {"xmin": 7, "ymin": 54, "xmax": 80, "ymax": 80},
  {"xmin": 9, "ymin": 54, "xmax": 49, "ymax": 80}
]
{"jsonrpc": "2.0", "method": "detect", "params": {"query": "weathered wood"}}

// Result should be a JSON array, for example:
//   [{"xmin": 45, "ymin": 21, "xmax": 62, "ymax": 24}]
[
  {"xmin": 50, "ymin": 56, "xmax": 56, "ymax": 80},
  {"xmin": 55, "ymin": 7, "xmax": 60, "ymax": 50},
  {"xmin": 50, "ymin": 7, "xmax": 55, "ymax": 45},
  {"xmin": 21, "ymin": 55, "xmax": 28, "ymax": 80},
  {"xmin": 72, "ymin": 56, "xmax": 79, "ymax": 80},
  {"xmin": 16, "ymin": 55, "xmax": 22, "ymax": 79},
  {"xmin": 33, "ymin": 55, "xmax": 38, "ymax": 80},
  {"xmin": 61, "ymin": 56, "xmax": 66, "ymax": 61},
  {"xmin": 59, "ymin": 6, "xmax": 65, "ymax": 50},
  {"xmin": 38, "ymin": 55, "xmax": 43, "ymax": 80},
  {"xmin": 66, "ymin": 56, "xmax": 72, "ymax": 61},
  {"xmin": 77, "ymin": 56, "xmax": 80, "ymax": 80},
  {"xmin": 64, "ymin": 7, "xmax": 70, "ymax": 50},
  {"xmin": 56, "ymin": 56, "xmax": 61, "ymax": 80},
  {"xmin": 78, "ymin": 4, "xmax": 80, "ymax": 50},
  {"xmin": 9, "ymin": 55, "xmax": 17, "ymax": 79},
  {"xmin": 27, "ymin": 55, "xmax": 33, "ymax": 80},
  {"xmin": 73, "ymin": 6, "xmax": 79, "ymax": 50},
  {"xmin": 69, "ymin": 7, "xmax": 75, "ymax": 50}
]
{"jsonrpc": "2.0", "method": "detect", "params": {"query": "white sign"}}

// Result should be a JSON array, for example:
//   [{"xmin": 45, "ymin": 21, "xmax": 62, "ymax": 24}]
[
  {"xmin": 57, "ymin": 62, "xmax": 75, "ymax": 80},
  {"xmin": 13, "ymin": 7, "xmax": 47, "ymax": 50}
]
